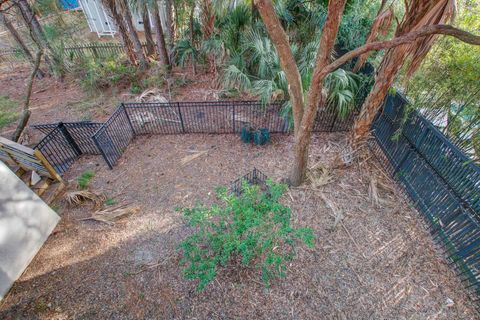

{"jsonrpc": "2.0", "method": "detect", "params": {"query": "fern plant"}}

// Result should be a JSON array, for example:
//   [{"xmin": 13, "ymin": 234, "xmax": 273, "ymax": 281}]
[{"xmin": 178, "ymin": 180, "xmax": 315, "ymax": 291}]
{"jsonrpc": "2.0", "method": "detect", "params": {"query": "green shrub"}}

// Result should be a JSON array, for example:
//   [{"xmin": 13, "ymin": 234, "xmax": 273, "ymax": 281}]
[
  {"xmin": 0, "ymin": 96, "xmax": 18, "ymax": 129},
  {"xmin": 178, "ymin": 180, "xmax": 315, "ymax": 291},
  {"xmin": 79, "ymin": 55, "xmax": 138, "ymax": 92},
  {"xmin": 77, "ymin": 170, "xmax": 95, "ymax": 189},
  {"xmin": 104, "ymin": 197, "xmax": 116, "ymax": 206}
]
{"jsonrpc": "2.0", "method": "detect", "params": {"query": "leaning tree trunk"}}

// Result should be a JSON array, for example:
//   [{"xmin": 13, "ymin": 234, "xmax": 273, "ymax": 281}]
[
  {"xmin": 152, "ymin": 1, "xmax": 170, "ymax": 67},
  {"xmin": 12, "ymin": 50, "xmax": 43, "ymax": 142},
  {"xmin": 142, "ymin": 2, "xmax": 155, "ymax": 56},
  {"xmin": 352, "ymin": 47, "xmax": 407, "ymax": 142},
  {"xmin": 118, "ymin": 0, "xmax": 148, "ymax": 69},
  {"xmin": 0, "ymin": 12, "xmax": 45, "ymax": 78}
]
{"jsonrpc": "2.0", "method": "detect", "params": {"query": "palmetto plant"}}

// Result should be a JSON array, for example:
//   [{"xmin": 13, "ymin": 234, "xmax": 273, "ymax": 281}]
[
  {"xmin": 324, "ymin": 69, "xmax": 361, "ymax": 119},
  {"xmin": 174, "ymin": 38, "xmax": 200, "ymax": 68}
]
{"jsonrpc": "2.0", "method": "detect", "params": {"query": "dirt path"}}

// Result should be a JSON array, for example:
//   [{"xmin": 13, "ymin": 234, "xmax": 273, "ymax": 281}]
[{"xmin": 0, "ymin": 132, "xmax": 476, "ymax": 319}]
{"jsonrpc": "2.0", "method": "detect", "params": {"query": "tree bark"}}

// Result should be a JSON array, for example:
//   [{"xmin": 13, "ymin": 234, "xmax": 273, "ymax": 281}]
[
  {"xmin": 12, "ymin": 50, "xmax": 43, "ymax": 142},
  {"xmin": 118, "ymin": 0, "xmax": 148, "ymax": 69},
  {"xmin": 255, "ymin": 0, "xmax": 305, "ymax": 137},
  {"xmin": 0, "ymin": 11, "xmax": 45, "ymax": 79},
  {"xmin": 142, "ymin": 2, "xmax": 155, "ymax": 56},
  {"xmin": 101, "ymin": 0, "xmax": 137, "ymax": 65},
  {"xmin": 200, "ymin": 0, "xmax": 214, "ymax": 39},
  {"xmin": 189, "ymin": 3, "xmax": 196, "ymax": 75},
  {"xmin": 255, "ymin": 1, "xmax": 480, "ymax": 186},
  {"xmin": 164, "ymin": 0, "xmax": 175, "ymax": 53},
  {"xmin": 152, "ymin": 1, "xmax": 170, "ymax": 68},
  {"xmin": 289, "ymin": 0, "xmax": 347, "ymax": 186}
]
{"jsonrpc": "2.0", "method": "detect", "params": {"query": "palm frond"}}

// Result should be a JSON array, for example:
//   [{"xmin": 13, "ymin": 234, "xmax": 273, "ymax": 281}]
[{"xmin": 223, "ymin": 64, "xmax": 252, "ymax": 92}]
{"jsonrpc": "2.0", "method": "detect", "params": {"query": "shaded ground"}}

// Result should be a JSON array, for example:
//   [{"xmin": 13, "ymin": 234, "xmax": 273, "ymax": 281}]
[{"xmin": 0, "ymin": 132, "xmax": 476, "ymax": 319}]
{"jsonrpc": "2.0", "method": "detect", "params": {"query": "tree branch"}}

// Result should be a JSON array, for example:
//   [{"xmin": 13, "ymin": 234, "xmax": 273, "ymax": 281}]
[
  {"xmin": 321, "ymin": 24, "xmax": 480, "ymax": 79},
  {"xmin": 12, "ymin": 50, "xmax": 43, "ymax": 142},
  {"xmin": 255, "ymin": 0, "xmax": 305, "ymax": 136}
]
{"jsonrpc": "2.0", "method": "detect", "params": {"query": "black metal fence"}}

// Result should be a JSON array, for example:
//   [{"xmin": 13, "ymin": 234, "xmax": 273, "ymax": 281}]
[
  {"xmin": 0, "ymin": 42, "xmax": 151, "ymax": 65},
  {"xmin": 93, "ymin": 101, "xmax": 357, "ymax": 168},
  {"xmin": 91, "ymin": 106, "xmax": 135, "ymax": 169},
  {"xmin": 33, "ymin": 122, "xmax": 103, "ymax": 174},
  {"xmin": 370, "ymin": 92, "xmax": 480, "ymax": 300},
  {"xmin": 230, "ymin": 168, "xmax": 269, "ymax": 195}
]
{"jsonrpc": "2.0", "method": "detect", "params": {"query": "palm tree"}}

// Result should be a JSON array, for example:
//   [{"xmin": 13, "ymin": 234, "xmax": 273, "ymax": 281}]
[
  {"xmin": 151, "ymin": 0, "xmax": 170, "ymax": 67},
  {"xmin": 101, "ymin": 0, "xmax": 137, "ymax": 64},
  {"xmin": 117, "ymin": 0, "xmax": 149, "ymax": 69},
  {"xmin": 200, "ymin": 0, "xmax": 214, "ymax": 39},
  {"xmin": 141, "ymin": 2, "xmax": 156, "ymax": 56}
]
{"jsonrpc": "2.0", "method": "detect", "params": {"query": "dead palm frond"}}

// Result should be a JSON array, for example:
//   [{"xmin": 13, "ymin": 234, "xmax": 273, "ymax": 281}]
[
  {"xmin": 64, "ymin": 190, "xmax": 106, "ymax": 208},
  {"xmin": 79, "ymin": 204, "xmax": 140, "ymax": 225},
  {"xmin": 306, "ymin": 162, "xmax": 334, "ymax": 188}
]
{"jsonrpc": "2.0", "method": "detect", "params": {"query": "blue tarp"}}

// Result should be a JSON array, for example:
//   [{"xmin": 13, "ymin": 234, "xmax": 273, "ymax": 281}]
[{"xmin": 59, "ymin": 0, "xmax": 79, "ymax": 9}]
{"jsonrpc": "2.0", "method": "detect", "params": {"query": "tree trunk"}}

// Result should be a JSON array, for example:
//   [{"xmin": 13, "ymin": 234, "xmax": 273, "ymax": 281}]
[
  {"xmin": 255, "ymin": 0, "xmax": 305, "ymax": 137},
  {"xmin": 12, "ymin": 50, "xmax": 43, "ymax": 142},
  {"xmin": 101, "ymin": 0, "xmax": 137, "ymax": 65},
  {"xmin": 200, "ymin": 0, "xmax": 214, "ymax": 39},
  {"xmin": 255, "ymin": 0, "xmax": 480, "ymax": 186},
  {"xmin": 352, "ymin": 47, "xmax": 406, "ymax": 142},
  {"xmin": 142, "ymin": 3, "xmax": 155, "ymax": 56},
  {"xmin": 118, "ymin": 0, "xmax": 148, "ymax": 69},
  {"xmin": 152, "ymin": 1, "xmax": 170, "ymax": 68},
  {"xmin": 0, "ymin": 12, "xmax": 45, "ymax": 79},
  {"xmin": 189, "ymin": 4, "xmax": 196, "ymax": 75},
  {"xmin": 289, "ymin": 0, "xmax": 347, "ymax": 186},
  {"xmin": 165, "ymin": 0, "xmax": 175, "ymax": 53}
]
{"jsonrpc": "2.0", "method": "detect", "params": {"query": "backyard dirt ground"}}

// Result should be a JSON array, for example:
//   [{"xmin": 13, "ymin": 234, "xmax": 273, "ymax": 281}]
[
  {"xmin": 0, "ymin": 63, "xmax": 226, "ymax": 143},
  {"xmin": 0, "ymin": 131, "xmax": 477, "ymax": 319}
]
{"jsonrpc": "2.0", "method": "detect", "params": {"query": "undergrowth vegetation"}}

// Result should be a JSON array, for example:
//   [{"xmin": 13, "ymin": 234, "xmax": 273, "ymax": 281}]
[
  {"xmin": 77, "ymin": 170, "xmax": 95, "ymax": 189},
  {"xmin": 0, "ymin": 96, "xmax": 19, "ymax": 129},
  {"xmin": 174, "ymin": 0, "xmax": 376, "ymax": 120},
  {"xmin": 178, "ymin": 180, "xmax": 315, "ymax": 291}
]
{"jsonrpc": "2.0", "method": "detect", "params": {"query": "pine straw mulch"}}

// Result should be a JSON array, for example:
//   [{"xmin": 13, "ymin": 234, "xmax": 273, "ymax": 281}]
[{"xmin": 0, "ymin": 133, "xmax": 477, "ymax": 319}]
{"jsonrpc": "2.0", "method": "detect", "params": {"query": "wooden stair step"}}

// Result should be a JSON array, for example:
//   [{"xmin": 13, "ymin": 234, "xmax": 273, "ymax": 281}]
[
  {"xmin": 32, "ymin": 177, "xmax": 52, "ymax": 197},
  {"xmin": 19, "ymin": 171, "xmax": 32, "ymax": 187},
  {"xmin": 40, "ymin": 182, "xmax": 66, "ymax": 205}
]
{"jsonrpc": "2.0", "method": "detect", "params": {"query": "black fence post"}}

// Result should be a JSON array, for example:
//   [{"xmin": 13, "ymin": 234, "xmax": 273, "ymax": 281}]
[
  {"xmin": 92, "ymin": 134, "xmax": 113, "ymax": 170},
  {"xmin": 177, "ymin": 102, "xmax": 185, "ymax": 133},
  {"xmin": 123, "ymin": 103, "xmax": 136, "ymax": 136},
  {"xmin": 58, "ymin": 122, "xmax": 82, "ymax": 156},
  {"xmin": 232, "ymin": 103, "xmax": 236, "ymax": 133}
]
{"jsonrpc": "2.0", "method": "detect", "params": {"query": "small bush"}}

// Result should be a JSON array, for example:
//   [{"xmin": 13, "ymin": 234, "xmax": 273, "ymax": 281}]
[
  {"xmin": 78, "ymin": 55, "xmax": 139, "ymax": 92},
  {"xmin": 178, "ymin": 180, "xmax": 315, "ymax": 291},
  {"xmin": 77, "ymin": 170, "xmax": 95, "ymax": 189},
  {"xmin": 104, "ymin": 197, "xmax": 116, "ymax": 206}
]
